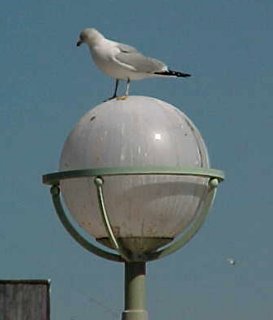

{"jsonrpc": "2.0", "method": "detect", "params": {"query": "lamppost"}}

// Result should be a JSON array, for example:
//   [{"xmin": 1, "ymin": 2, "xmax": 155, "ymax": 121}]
[{"xmin": 43, "ymin": 96, "xmax": 224, "ymax": 320}]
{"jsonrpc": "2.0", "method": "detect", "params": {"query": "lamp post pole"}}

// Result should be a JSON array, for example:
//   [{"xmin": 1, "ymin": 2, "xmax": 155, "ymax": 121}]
[{"xmin": 123, "ymin": 262, "xmax": 147, "ymax": 320}]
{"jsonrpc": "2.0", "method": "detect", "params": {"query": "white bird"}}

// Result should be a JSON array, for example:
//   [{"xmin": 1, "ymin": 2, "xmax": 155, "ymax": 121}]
[{"xmin": 76, "ymin": 28, "xmax": 191, "ymax": 100}]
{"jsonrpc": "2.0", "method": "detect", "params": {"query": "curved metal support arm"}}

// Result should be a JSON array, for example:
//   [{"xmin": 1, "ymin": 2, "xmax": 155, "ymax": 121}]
[
  {"xmin": 94, "ymin": 177, "xmax": 131, "ymax": 262},
  {"xmin": 147, "ymin": 178, "xmax": 219, "ymax": 261},
  {"xmin": 50, "ymin": 185, "xmax": 123, "ymax": 263}
]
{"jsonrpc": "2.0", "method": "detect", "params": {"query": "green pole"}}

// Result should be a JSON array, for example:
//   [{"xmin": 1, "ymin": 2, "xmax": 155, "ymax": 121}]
[{"xmin": 122, "ymin": 262, "xmax": 148, "ymax": 320}]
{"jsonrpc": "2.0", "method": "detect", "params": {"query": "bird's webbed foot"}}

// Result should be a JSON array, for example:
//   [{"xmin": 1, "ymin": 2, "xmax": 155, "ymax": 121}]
[{"xmin": 116, "ymin": 95, "xmax": 128, "ymax": 100}]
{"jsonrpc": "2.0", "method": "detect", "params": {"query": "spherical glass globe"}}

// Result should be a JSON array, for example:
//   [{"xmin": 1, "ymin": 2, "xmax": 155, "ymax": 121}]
[{"xmin": 59, "ymin": 96, "xmax": 210, "ymax": 254}]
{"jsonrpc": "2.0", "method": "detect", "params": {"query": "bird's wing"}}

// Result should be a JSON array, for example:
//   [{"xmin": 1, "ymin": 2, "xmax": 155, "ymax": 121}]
[
  {"xmin": 115, "ymin": 49, "xmax": 167, "ymax": 73},
  {"xmin": 117, "ymin": 42, "xmax": 139, "ymax": 53}
]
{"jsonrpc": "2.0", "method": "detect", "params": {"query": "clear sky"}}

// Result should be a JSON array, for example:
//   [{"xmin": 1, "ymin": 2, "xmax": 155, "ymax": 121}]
[{"xmin": 1, "ymin": 0, "xmax": 273, "ymax": 319}]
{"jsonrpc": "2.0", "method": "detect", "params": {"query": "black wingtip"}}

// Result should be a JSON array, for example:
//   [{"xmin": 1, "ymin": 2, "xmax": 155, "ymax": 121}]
[
  {"xmin": 182, "ymin": 73, "xmax": 191, "ymax": 77},
  {"xmin": 155, "ymin": 70, "xmax": 191, "ymax": 77},
  {"xmin": 169, "ymin": 70, "xmax": 191, "ymax": 77}
]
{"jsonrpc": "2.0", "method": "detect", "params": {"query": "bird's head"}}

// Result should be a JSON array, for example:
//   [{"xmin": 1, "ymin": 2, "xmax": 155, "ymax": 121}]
[{"xmin": 76, "ymin": 28, "xmax": 104, "ymax": 47}]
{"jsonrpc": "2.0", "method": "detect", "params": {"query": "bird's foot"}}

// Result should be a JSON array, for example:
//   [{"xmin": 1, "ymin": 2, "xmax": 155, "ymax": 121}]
[
  {"xmin": 116, "ymin": 95, "xmax": 128, "ymax": 100},
  {"xmin": 104, "ymin": 95, "xmax": 117, "ymax": 102}
]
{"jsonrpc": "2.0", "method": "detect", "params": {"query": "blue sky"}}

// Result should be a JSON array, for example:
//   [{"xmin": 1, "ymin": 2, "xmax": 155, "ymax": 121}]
[{"xmin": 1, "ymin": 0, "xmax": 273, "ymax": 319}]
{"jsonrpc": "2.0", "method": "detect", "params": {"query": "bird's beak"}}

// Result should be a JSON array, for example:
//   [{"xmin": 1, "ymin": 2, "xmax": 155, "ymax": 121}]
[{"xmin": 76, "ymin": 40, "xmax": 83, "ymax": 47}]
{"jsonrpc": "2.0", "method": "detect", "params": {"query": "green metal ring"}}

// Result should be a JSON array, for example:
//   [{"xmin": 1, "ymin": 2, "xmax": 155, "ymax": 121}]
[{"xmin": 43, "ymin": 166, "xmax": 225, "ymax": 185}]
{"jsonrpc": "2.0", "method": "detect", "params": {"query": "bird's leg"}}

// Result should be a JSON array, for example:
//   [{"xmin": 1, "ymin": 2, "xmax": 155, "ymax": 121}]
[
  {"xmin": 106, "ymin": 79, "xmax": 119, "ymax": 101},
  {"xmin": 113, "ymin": 79, "xmax": 119, "ymax": 97},
  {"xmin": 116, "ymin": 78, "xmax": 130, "ymax": 100},
  {"xmin": 125, "ymin": 78, "xmax": 130, "ymax": 96}
]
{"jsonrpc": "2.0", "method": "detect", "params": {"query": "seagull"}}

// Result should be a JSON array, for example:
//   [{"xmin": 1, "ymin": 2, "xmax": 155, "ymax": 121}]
[{"xmin": 76, "ymin": 28, "xmax": 191, "ymax": 100}]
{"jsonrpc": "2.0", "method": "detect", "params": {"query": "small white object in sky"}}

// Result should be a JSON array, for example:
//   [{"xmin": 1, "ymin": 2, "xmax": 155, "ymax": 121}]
[
  {"xmin": 227, "ymin": 258, "xmax": 236, "ymax": 265},
  {"xmin": 77, "ymin": 28, "xmax": 191, "ymax": 100}
]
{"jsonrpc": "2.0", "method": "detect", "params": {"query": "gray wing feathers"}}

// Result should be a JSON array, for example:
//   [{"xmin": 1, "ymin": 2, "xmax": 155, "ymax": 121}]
[
  {"xmin": 117, "ymin": 42, "xmax": 138, "ymax": 53},
  {"xmin": 116, "ymin": 51, "xmax": 166, "ymax": 73}
]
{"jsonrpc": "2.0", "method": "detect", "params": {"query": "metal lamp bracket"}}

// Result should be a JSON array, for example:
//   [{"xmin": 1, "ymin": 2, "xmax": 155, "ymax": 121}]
[{"xmin": 43, "ymin": 167, "xmax": 224, "ymax": 263}]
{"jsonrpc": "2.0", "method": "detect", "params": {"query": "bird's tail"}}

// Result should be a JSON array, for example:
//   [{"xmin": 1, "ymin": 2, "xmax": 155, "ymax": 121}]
[{"xmin": 154, "ymin": 70, "xmax": 191, "ymax": 77}]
